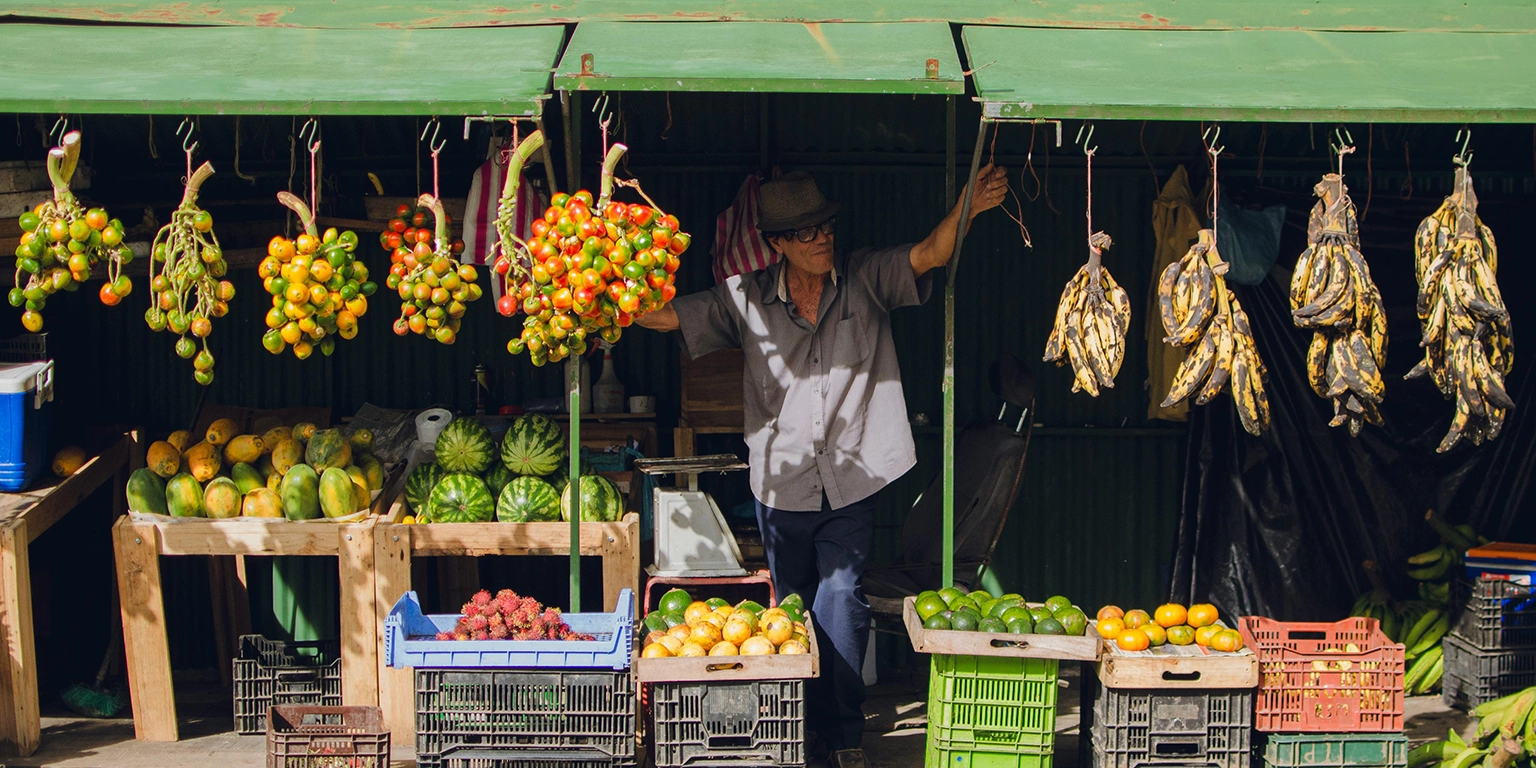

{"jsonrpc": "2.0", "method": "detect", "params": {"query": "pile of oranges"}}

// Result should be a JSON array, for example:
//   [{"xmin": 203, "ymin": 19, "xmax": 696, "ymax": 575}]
[
  {"xmin": 1095, "ymin": 602, "xmax": 1245, "ymax": 653},
  {"xmin": 640, "ymin": 597, "xmax": 810, "ymax": 659}
]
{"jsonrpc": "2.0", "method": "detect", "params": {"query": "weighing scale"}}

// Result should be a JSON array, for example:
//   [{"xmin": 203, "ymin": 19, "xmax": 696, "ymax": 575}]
[{"xmin": 634, "ymin": 454, "xmax": 751, "ymax": 577}]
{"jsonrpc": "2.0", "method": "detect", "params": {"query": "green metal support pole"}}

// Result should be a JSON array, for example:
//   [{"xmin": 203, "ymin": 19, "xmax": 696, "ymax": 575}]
[
  {"xmin": 942, "ymin": 119, "xmax": 988, "ymax": 589},
  {"xmin": 567, "ymin": 355, "xmax": 582, "ymax": 610}
]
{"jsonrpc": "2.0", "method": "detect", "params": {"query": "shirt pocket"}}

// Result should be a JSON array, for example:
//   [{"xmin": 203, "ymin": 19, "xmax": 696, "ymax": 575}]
[{"xmin": 832, "ymin": 317, "xmax": 876, "ymax": 368}]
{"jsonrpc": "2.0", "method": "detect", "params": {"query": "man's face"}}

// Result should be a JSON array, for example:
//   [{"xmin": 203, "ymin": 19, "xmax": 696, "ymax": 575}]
[{"xmin": 771, "ymin": 225, "xmax": 835, "ymax": 276}]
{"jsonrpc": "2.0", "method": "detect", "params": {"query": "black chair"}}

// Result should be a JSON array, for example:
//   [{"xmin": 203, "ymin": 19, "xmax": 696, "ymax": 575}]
[{"xmin": 865, "ymin": 354, "xmax": 1035, "ymax": 619}]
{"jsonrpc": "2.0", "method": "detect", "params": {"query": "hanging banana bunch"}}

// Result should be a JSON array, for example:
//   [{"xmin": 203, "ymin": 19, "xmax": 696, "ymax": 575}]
[
  {"xmin": 1291, "ymin": 150, "xmax": 1388, "ymax": 436},
  {"xmin": 1157, "ymin": 229, "xmax": 1271, "ymax": 435},
  {"xmin": 1407, "ymin": 155, "xmax": 1513, "ymax": 452},
  {"xmin": 1043, "ymin": 232, "xmax": 1130, "ymax": 396}
]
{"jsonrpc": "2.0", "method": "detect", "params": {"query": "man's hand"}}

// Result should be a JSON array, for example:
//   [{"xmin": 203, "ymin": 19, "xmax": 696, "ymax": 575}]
[
  {"xmin": 910, "ymin": 164, "xmax": 1008, "ymax": 276},
  {"xmin": 634, "ymin": 305, "xmax": 679, "ymax": 332}
]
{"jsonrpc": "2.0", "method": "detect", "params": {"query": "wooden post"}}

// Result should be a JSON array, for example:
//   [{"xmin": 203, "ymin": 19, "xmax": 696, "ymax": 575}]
[
  {"xmin": 373, "ymin": 524, "xmax": 414, "ymax": 742},
  {"xmin": 113, "ymin": 518, "xmax": 176, "ymax": 742},
  {"xmin": 602, "ymin": 516, "xmax": 640, "ymax": 614},
  {"xmin": 338, "ymin": 523, "xmax": 378, "ymax": 707},
  {"xmin": 206, "ymin": 557, "xmax": 235, "ymax": 690},
  {"xmin": 0, "ymin": 520, "xmax": 37, "ymax": 756}
]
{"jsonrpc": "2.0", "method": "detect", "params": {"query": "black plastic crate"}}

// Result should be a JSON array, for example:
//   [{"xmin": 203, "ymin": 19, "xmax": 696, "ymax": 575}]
[
  {"xmin": 651, "ymin": 679, "xmax": 805, "ymax": 768},
  {"xmin": 267, "ymin": 705, "xmax": 390, "ymax": 768},
  {"xmin": 1263, "ymin": 733, "xmax": 1408, "ymax": 768},
  {"xmin": 1453, "ymin": 578, "xmax": 1536, "ymax": 650},
  {"xmin": 1092, "ymin": 687, "xmax": 1253, "ymax": 768},
  {"xmin": 234, "ymin": 635, "xmax": 343, "ymax": 735},
  {"xmin": 415, "ymin": 668, "xmax": 636, "ymax": 768},
  {"xmin": 1442, "ymin": 633, "xmax": 1536, "ymax": 710}
]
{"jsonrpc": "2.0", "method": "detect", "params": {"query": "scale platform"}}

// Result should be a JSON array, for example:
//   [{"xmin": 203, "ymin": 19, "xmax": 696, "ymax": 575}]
[{"xmin": 635, "ymin": 454, "xmax": 750, "ymax": 578}]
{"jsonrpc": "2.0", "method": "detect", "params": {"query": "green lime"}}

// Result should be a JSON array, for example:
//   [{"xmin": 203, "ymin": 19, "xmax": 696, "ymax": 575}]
[
  {"xmin": 980, "ymin": 599, "xmax": 1001, "ymax": 619},
  {"xmin": 1029, "ymin": 606, "xmax": 1053, "ymax": 623},
  {"xmin": 979, "ymin": 617, "xmax": 1007, "ymax": 634},
  {"xmin": 659, "ymin": 588, "xmax": 692, "ymax": 615},
  {"xmin": 705, "ymin": 597, "xmax": 731, "ymax": 610},
  {"xmin": 1008, "ymin": 618, "xmax": 1034, "ymax": 634},
  {"xmin": 989, "ymin": 598, "xmax": 1023, "ymax": 619},
  {"xmin": 779, "ymin": 593, "xmax": 805, "ymax": 610},
  {"xmin": 662, "ymin": 612, "xmax": 686, "ymax": 628},
  {"xmin": 1001, "ymin": 607, "xmax": 1033, "ymax": 626},
  {"xmin": 643, "ymin": 612, "xmax": 669, "ymax": 634},
  {"xmin": 923, "ymin": 614, "xmax": 952, "ymax": 631},
  {"xmin": 1044, "ymin": 596, "xmax": 1073, "ymax": 614},
  {"xmin": 1056, "ymin": 607, "xmax": 1088, "ymax": 637},
  {"xmin": 969, "ymin": 590, "xmax": 994, "ymax": 606},
  {"xmin": 780, "ymin": 604, "xmax": 805, "ymax": 623},
  {"xmin": 916, "ymin": 594, "xmax": 949, "ymax": 622},
  {"xmin": 1035, "ymin": 617, "xmax": 1066, "ymax": 635},
  {"xmin": 1001, "ymin": 593, "xmax": 1025, "ymax": 603},
  {"xmin": 951, "ymin": 609, "xmax": 981, "ymax": 632},
  {"xmin": 938, "ymin": 587, "xmax": 967, "ymax": 608},
  {"xmin": 735, "ymin": 600, "xmax": 766, "ymax": 616}
]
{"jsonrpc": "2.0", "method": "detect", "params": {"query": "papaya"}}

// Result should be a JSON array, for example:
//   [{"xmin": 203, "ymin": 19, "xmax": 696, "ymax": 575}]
[
  {"xmin": 266, "ymin": 471, "xmax": 282, "ymax": 491},
  {"xmin": 305, "ymin": 429, "xmax": 352, "ymax": 472},
  {"xmin": 126, "ymin": 468, "xmax": 168, "ymax": 515},
  {"xmin": 356, "ymin": 453, "xmax": 384, "ymax": 491},
  {"xmin": 270, "ymin": 438, "xmax": 303, "ymax": 475},
  {"xmin": 259, "ymin": 426, "xmax": 292, "ymax": 453},
  {"xmin": 318, "ymin": 467, "xmax": 355, "ymax": 519},
  {"xmin": 165, "ymin": 473, "xmax": 206, "ymax": 517},
  {"xmin": 166, "ymin": 429, "xmax": 192, "ymax": 452},
  {"xmin": 241, "ymin": 487, "xmax": 283, "ymax": 518},
  {"xmin": 292, "ymin": 422, "xmax": 317, "ymax": 443},
  {"xmin": 205, "ymin": 417, "xmax": 241, "ymax": 446},
  {"xmin": 280, "ymin": 464, "xmax": 321, "ymax": 521},
  {"xmin": 146, "ymin": 440, "xmax": 181, "ymax": 478},
  {"xmin": 349, "ymin": 428, "xmax": 375, "ymax": 454},
  {"xmin": 256, "ymin": 453, "xmax": 276, "ymax": 479},
  {"xmin": 184, "ymin": 441, "xmax": 221, "ymax": 482},
  {"xmin": 52, "ymin": 445, "xmax": 86, "ymax": 477},
  {"xmin": 203, "ymin": 477, "xmax": 241, "ymax": 519},
  {"xmin": 223, "ymin": 435, "xmax": 264, "ymax": 465},
  {"xmin": 230, "ymin": 462, "xmax": 264, "ymax": 495}
]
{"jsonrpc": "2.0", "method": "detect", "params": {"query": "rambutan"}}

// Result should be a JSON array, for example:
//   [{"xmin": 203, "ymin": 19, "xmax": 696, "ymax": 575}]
[
  {"xmin": 472, "ymin": 630, "xmax": 490, "ymax": 641},
  {"xmin": 468, "ymin": 615, "xmax": 490, "ymax": 633},
  {"xmin": 472, "ymin": 589, "xmax": 493, "ymax": 606},
  {"xmin": 489, "ymin": 624, "xmax": 510, "ymax": 640},
  {"xmin": 453, "ymin": 630, "xmax": 470, "ymax": 641},
  {"xmin": 435, "ymin": 631, "xmax": 454, "ymax": 641}
]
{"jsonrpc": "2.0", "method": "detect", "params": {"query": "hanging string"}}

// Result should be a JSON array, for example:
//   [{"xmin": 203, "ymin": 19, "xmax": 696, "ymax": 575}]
[
  {"xmin": 1400, "ymin": 140, "xmax": 1414, "ymax": 200},
  {"xmin": 1362, "ymin": 123, "xmax": 1374, "ymax": 223},
  {"xmin": 1205, "ymin": 126, "xmax": 1222, "ymax": 250}
]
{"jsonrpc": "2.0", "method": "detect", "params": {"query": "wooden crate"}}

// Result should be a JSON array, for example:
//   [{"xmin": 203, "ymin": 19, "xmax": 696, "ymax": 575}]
[
  {"xmin": 1097, "ymin": 640, "xmax": 1258, "ymax": 689},
  {"xmin": 902, "ymin": 596, "xmax": 1101, "ymax": 662},
  {"xmin": 637, "ymin": 615, "xmax": 820, "ymax": 683}
]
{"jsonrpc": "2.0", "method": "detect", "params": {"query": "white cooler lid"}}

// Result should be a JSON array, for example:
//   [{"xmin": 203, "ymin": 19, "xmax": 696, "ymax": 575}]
[{"xmin": 0, "ymin": 361, "xmax": 51, "ymax": 394}]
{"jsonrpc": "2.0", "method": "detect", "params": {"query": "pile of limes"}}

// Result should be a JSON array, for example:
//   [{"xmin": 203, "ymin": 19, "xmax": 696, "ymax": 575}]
[
  {"xmin": 914, "ymin": 587, "xmax": 1088, "ymax": 636},
  {"xmin": 258, "ymin": 193, "xmax": 375, "ymax": 359},
  {"xmin": 146, "ymin": 162, "xmax": 233, "ymax": 385},
  {"xmin": 387, "ymin": 194, "xmax": 482, "ymax": 345},
  {"xmin": 1094, "ymin": 602, "xmax": 1244, "ymax": 653}
]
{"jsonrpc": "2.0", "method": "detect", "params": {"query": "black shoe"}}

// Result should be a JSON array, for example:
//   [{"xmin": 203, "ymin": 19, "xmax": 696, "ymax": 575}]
[
  {"xmin": 806, "ymin": 732, "xmax": 833, "ymax": 765},
  {"xmin": 833, "ymin": 748, "xmax": 870, "ymax": 768}
]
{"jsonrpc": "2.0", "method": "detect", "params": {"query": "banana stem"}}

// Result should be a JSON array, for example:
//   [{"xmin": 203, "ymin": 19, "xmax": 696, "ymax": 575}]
[
  {"xmin": 500, "ymin": 130, "xmax": 546, "ymax": 207},
  {"xmin": 276, "ymin": 191, "xmax": 318, "ymax": 238},
  {"xmin": 417, "ymin": 193, "xmax": 450, "ymax": 251},
  {"xmin": 46, "ymin": 131, "xmax": 81, "ymax": 206},
  {"xmin": 597, "ymin": 143, "xmax": 629, "ymax": 209},
  {"xmin": 181, "ymin": 161, "xmax": 215, "ymax": 208},
  {"xmin": 1363, "ymin": 560, "xmax": 1394, "ymax": 602}
]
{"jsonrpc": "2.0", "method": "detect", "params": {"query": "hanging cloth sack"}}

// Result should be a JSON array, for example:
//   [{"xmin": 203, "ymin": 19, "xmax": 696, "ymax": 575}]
[
  {"xmin": 712, "ymin": 174, "xmax": 778, "ymax": 284},
  {"xmin": 462, "ymin": 135, "xmax": 549, "ymax": 301}
]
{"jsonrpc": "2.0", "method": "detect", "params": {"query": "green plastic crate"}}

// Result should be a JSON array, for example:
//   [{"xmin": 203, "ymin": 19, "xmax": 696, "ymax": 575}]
[
  {"xmin": 927, "ymin": 739, "xmax": 1054, "ymax": 768},
  {"xmin": 1264, "ymin": 734, "xmax": 1408, "ymax": 768},
  {"xmin": 928, "ymin": 654, "xmax": 1059, "ymax": 751}
]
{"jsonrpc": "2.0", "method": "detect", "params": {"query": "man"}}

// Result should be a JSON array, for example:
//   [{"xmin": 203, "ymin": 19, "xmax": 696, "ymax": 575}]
[{"xmin": 636, "ymin": 167, "xmax": 1007, "ymax": 767}]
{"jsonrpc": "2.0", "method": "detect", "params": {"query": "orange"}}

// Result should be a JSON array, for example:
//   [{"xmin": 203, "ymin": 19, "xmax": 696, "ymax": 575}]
[
  {"xmin": 779, "ymin": 639, "xmax": 810, "ymax": 654},
  {"xmin": 740, "ymin": 636, "xmax": 776, "ymax": 656},
  {"xmin": 1097, "ymin": 605, "xmax": 1125, "ymax": 622},
  {"xmin": 1154, "ymin": 604, "xmax": 1188, "ymax": 628},
  {"xmin": 1123, "ymin": 609, "xmax": 1152, "ymax": 630},
  {"xmin": 1096, "ymin": 617, "xmax": 1126, "ymax": 640},
  {"xmin": 667, "ymin": 624, "xmax": 692, "ymax": 643},
  {"xmin": 722, "ymin": 619, "xmax": 753, "ymax": 646},
  {"xmin": 642, "ymin": 642, "xmax": 672, "ymax": 658},
  {"xmin": 762, "ymin": 616, "xmax": 794, "ymax": 646},
  {"xmin": 688, "ymin": 622, "xmax": 722, "ymax": 650},
  {"xmin": 683, "ymin": 601, "xmax": 713, "ymax": 625},
  {"xmin": 708, "ymin": 641, "xmax": 739, "ymax": 656},
  {"xmin": 1166, "ymin": 626, "xmax": 1196, "ymax": 646},
  {"xmin": 1194, "ymin": 625, "xmax": 1223, "ymax": 647},
  {"xmin": 1187, "ymin": 604, "xmax": 1220, "ymax": 628},
  {"xmin": 657, "ymin": 635, "xmax": 683, "ymax": 655},
  {"xmin": 1211, "ymin": 630, "xmax": 1244, "ymax": 653},
  {"xmin": 1115, "ymin": 629, "xmax": 1150, "ymax": 652},
  {"xmin": 678, "ymin": 642, "xmax": 707, "ymax": 657},
  {"xmin": 1143, "ymin": 624, "xmax": 1167, "ymax": 647},
  {"xmin": 643, "ymin": 630, "xmax": 668, "ymax": 648}
]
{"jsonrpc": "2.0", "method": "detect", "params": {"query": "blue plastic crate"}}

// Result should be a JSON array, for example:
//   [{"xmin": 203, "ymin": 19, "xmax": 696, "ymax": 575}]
[
  {"xmin": 385, "ymin": 589, "xmax": 633, "ymax": 670},
  {"xmin": 0, "ymin": 361, "xmax": 52, "ymax": 492}
]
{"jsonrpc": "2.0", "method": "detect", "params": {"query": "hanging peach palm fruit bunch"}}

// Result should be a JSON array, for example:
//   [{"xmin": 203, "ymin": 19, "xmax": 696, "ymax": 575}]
[
  {"xmin": 494, "ymin": 131, "xmax": 689, "ymax": 367},
  {"xmin": 388, "ymin": 194, "xmax": 483, "ymax": 345},
  {"xmin": 8, "ymin": 130, "xmax": 131, "ymax": 331},
  {"xmin": 147, "ymin": 158, "xmax": 233, "ymax": 385},
  {"xmin": 1408, "ymin": 135, "xmax": 1513, "ymax": 452},
  {"xmin": 259, "ymin": 193, "xmax": 372, "ymax": 359}
]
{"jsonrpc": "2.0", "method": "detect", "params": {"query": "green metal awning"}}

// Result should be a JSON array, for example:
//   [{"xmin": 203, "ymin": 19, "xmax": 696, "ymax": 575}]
[
  {"xmin": 963, "ymin": 26, "xmax": 1536, "ymax": 123},
  {"xmin": 0, "ymin": 24, "xmax": 564, "ymax": 115},
  {"xmin": 553, "ymin": 22, "xmax": 963, "ymax": 94}
]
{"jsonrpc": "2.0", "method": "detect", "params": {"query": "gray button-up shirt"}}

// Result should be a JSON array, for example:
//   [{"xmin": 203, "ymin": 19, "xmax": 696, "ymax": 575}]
[{"xmin": 673, "ymin": 245, "xmax": 932, "ymax": 511}]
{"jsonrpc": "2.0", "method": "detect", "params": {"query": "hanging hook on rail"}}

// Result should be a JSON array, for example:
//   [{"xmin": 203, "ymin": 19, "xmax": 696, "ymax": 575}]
[
  {"xmin": 49, "ymin": 115, "xmax": 68, "ymax": 147},
  {"xmin": 420, "ymin": 117, "xmax": 446, "ymax": 156},
  {"xmin": 1454, "ymin": 126, "xmax": 1474, "ymax": 168},
  {"xmin": 1075, "ymin": 122, "xmax": 1097, "ymax": 156},
  {"xmin": 176, "ymin": 117, "xmax": 199, "ymax": 184},
  {"xmin": 1330, "ymin": 127, "xmax": 1356, "ymax": 176},
  {"xmin": 299, "ymin": 118, "xmax": 321, "ymax": 155}
]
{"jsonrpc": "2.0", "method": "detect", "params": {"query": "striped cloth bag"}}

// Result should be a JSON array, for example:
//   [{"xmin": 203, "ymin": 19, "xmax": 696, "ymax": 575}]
[
  {"xmin": 462, "ymin": 142, "xmax": 548, "ymax": 301},
  {"xmin": 712, "ymin": 174, "xmax": 778, "ymax": 285}
]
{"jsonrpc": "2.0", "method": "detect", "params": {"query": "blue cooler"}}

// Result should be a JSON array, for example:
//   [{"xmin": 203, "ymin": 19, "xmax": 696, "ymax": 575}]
[{"xmin": 0, "ymin": 361, "xmax": 54, "ymax": 492}]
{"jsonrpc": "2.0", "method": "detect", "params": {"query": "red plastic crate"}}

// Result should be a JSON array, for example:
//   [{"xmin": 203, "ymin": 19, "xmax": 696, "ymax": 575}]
[{"xmin": 1238, "ymin": 617, "xmax": 1404, "ymax": 733}]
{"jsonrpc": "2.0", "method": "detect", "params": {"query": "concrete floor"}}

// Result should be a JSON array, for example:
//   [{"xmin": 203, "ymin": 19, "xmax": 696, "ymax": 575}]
[{"xmin": 8, "ymin": 666, "xmax": 1472, "ymax": 768}]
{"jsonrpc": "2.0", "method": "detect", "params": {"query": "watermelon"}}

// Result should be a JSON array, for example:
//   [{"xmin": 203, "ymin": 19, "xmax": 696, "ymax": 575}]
[
  {"xmin": 501, "ymin": 414, "xmax": 567, "ymax": 476},
  {"xmin": 435, "ymin": 417, "xmax": 495, "ymax": 474},
  {"xmin": 497, "ymin": 476, "xmax": 561, "ymax": 522},
  {"xmin": 543, "ymin": 457, "xmax": 595, "ymax": 495},
  {"xmin": 484, "ymin": 463, "xmax": 515, "ymax": 499},
  {"xmin": 404, "ymin": 463, "xmax": 443, "ymax": 515},
  {"xmin": 428, "ymin": 473, "xmax": 496, "ymax": 523},
  {"xmin": 560, "ymin": 474, "xmax": 623, "ymax": 522}
]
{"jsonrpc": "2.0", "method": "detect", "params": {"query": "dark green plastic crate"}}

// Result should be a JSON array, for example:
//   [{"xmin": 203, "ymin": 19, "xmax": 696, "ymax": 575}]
[{"xmin": 1263, "ymin": 733, "xmax": 1408, "ymax": 768}]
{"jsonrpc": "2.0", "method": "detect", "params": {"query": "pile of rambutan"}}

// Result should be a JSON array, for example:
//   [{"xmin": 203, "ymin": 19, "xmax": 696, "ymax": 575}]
[{"xmin": 434, "ymin": 589, "xmax": 594, "ymax": 642}]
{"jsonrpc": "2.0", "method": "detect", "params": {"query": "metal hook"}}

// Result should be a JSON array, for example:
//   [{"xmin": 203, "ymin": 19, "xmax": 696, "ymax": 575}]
[
  {"xmin": 1330, "ymin": 127, "xmax": 1356, "ymax": 157},
  {"xmin": 49, "ymin": 115, "xmax": 68, "ymax": 146},
  {"xmin": 299, "ymin": 118, "xmax": 321, "ymax": 153},
  {"xmin": 1202, "ymin": 124, "xmax": 1224, "ymax": 156},
  {"xmin": 420, "ymin": 117, "xmax": 446, "ymax": 155},
  {"xmin": 176, "ymin": 117, "xmax": 198, "ymax": 156},
  {"xmin": 1075, "ymin": 123, "xmax": 1096, "ymax": 155},
  {"xmin": 1454, "ymin": 126, "xmax": 1473, "ymax": 167}
]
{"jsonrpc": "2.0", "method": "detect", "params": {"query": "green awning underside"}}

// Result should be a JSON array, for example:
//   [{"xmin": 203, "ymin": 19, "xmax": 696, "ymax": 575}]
[
  {"xmin": 553, "ymin": 22, "xmax": 964, "ymax": 94},
  {"xmin": 0, "ymin": 24, "xmax": 564, "ymax": 115},
  {"xmin": 963, "ymin": 26, "xmax": 1536, "ymax": 123}
]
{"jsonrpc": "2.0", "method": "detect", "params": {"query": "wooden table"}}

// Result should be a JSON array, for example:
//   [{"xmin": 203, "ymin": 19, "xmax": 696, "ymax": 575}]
[
  {"xmin": 372, "ymin": 507, "xmax": 641, "ymax": 741},
  {"xmin": 0, "ymin": 434, "xmax": 132, "ymax": 757},
  {"xmin": 112, "ymin": 515, "xmax": 380, "ymax": 742}
]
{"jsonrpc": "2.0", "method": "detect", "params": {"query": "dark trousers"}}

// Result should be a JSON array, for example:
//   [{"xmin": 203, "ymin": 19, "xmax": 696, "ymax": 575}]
[{"xmin": 755, "ymin": 492, "xmax": 876, "ymax": 751}]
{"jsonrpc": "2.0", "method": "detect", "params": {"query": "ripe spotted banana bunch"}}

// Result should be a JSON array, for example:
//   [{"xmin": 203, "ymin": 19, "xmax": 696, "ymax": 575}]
[
  {"xmin": 1158, "ymin": 229, "xmax": 1270, "ymax": 435},
  {"xmin": 1291, "ymin": 174, "xmax": 1387, "ymax": 437},
  {"xmin": 1043, "ymin": 232, "xmax": 1130, "ymax": 397},
  {"xmin": 1408, "ymin": 166, "xmax": 1513, "ymax": 452}
]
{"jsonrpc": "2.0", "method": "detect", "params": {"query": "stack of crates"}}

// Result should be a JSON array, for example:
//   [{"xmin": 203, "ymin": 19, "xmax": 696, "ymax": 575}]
[
  {"xmin": 1090, "ymin": 642, "xmax": 1256, "ymax": 768},
  {"xmin": 928, "ymin": 654, "xmax": 1060, "ymax": 768},
  {"xmin": 385, "ymin": 589, "xmax": 637, "ymax": 768},
  {"xmin": 232, "ymin": 635, "xmax": 343, "ymax": 735},
  {"xmin": 1443, "ymin": 579, "xmax": 1536, "ymax": 709},
  {"xmin": 1240, "ymin": 617, "xmax": 1407, "ymax": 768}
]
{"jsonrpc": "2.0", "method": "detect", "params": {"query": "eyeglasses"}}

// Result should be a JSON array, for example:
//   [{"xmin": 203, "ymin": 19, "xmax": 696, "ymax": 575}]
[{"xmin": 776, "ymin": 218, "xmax": 836, "ymax": 243}]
